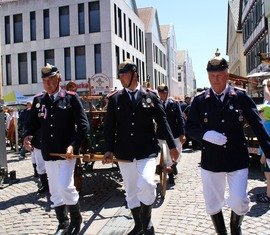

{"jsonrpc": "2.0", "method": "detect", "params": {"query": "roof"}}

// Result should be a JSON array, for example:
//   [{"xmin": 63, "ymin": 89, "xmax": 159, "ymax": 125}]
[
  {"xmin": 137, "ymin": 7, "xmax": 162, "ymax": 42},
  {"xmin": 137, "ymin": 7, "xmax": 155, "ymax": 32},
  {"xmin": 160, "ymin": 25, "xmax": 171, "ymax": 40}
]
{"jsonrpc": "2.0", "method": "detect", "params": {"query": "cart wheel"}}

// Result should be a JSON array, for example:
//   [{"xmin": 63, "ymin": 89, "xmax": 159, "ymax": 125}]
[{"xmin": 159, "ymin": 146, "xmax": 167, "ymax": 198}]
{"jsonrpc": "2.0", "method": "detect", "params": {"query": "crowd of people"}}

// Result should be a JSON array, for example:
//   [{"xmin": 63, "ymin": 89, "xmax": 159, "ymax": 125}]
[{"xmin": 2, "ymin": 50, "xmax": 270, "ymax": 235}]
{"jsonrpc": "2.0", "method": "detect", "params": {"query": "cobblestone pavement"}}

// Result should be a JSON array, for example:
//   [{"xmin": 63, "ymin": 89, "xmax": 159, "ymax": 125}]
[{"xmin": 0, "ymin": 148, "xmax": 269, "ymax": 235}]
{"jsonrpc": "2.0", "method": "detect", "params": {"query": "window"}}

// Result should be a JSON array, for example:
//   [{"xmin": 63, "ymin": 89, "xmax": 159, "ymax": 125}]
[
  {"xmin": 89, "ymin": 1, "xmax": 100, "ymax": 33},
  {"xmin": 78, "ymin": 3, "xmax": 85, "ymax": 34},
  {"xmin": 115, "ymin": 46, "xmax": 120, "ymax": 75},
  {"xmin": 31, "ymin": 52, "xmax": 37, "ymax": 83},
  {"xmin": 44, "ymin": 49, "xmax": 54, "ymax": 65},
  {"xmin": 6, "ymin": 55, "xmax": 11, "ymax": 85},
  {"xmin": 18, "ymin": 53, "xmax": 28, "ymax": 84},
  {"xmin": 5, "ymin": 16, "xmax": 10, "ymax": 44},
  {"xmin": 30, "ymin": 11, "xmax": 36, "ymax": 40},
  {"xmin": 94, "ymin": 44, "xmax": 101, "ymax": 74},
  {"xmin": 114, "ymin": 4, "xmax": 117, "ymax": 35},
  {"xmin": 128, "ymin": 19, "xmax": 132, "ymax": 45},
  {"xmin": 14, "ymin": 14, "xmax": 23, "ymax": 43},
  {"xmin": 118, "ymin": 8, "xmax": 122, "ymax": 38},
  {"xmin": 123, "ymin": 13, "xmax": 126, "ymax": 41},
  {"xmin": 59, "ymin": 6, "xmax": 70, "ymax": 37},
  {"xmin": 75, "ymin": 46, "xmax": 86, "ymax": 80},
  {"xmin": 64, "ymin": 48, "xmax": 71, "ymax": 81},
  {"xmin": 44, "ymin": 9, "xmax": 50, "ymax": 39}
]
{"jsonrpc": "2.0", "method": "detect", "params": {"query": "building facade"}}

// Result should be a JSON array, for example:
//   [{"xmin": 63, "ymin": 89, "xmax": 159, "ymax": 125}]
[
  {"xmin": 177, "ymin": 50, "xmax": 195, "ymax": 99},
  {"xmin": 242, "ymin": 0, "xmax": 269, "ymax": 74},
  {"xmin": 0, "ymin": 0, "xmax": 146, "ymax": 96},
  {"xmin": 160, "ymin": 24, "xmax": 181, "ymax": 98},
  {"xmin": 227, "ymin": 0, "xmax": 247, "ymax": 77},
  {"xmin": 137, "ymin": 7, "xmax": 167, "ymax": 90}
]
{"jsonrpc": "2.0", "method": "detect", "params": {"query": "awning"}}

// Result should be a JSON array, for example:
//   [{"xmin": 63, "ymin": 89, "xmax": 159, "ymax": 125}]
[{"xmin": 247, "ymin": 72, "xmax": 270, "ymax": 78}]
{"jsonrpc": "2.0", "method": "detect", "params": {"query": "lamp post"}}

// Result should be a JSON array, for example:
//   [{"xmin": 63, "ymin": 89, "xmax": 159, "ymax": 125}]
[{"xmin": 0, "ymin": 35, "xmax": 8, "ymax": 186}]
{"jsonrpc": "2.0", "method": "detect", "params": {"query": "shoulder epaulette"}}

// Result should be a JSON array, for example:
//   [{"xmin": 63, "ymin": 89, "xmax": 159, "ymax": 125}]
[
  {"xmin": 195, "ymin": 90, "xmax": 206, "ymax": 97},
  {"xmin": 67, "ymin": 91, "xmax": 76, "ymax": 95},
  {"xmin": 233, "ymin": 86, "xmax": 246, "ymax": 92},
  {"xmin": 34, "ymin": 92, "xmax": 44, "ymax": 98},
  {"xmin": 146, "ymin": 88, "xmax": 158, "ymax": 95},
  {"xmin": 107, "ymin": 90, "xmax": 118, "ymax": 98}
]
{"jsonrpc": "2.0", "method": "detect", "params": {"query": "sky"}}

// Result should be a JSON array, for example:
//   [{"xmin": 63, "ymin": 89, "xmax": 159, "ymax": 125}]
[{"xmin": 136, "ymin": 0, "xmax": 229, "ymax": 88}]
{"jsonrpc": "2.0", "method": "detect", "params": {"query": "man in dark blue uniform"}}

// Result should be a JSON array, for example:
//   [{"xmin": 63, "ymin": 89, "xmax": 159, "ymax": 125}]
[
  {"xmin": 156, "ymin": 84, "xmax": 186, "ymax": 184},
  {"xmin": 186, "ymin": 49, "xmax": 270, "ymax": 235},
  {"xmin": 102, "ymin": 59, "xmax": 179, "ymax": 235},
  {"xmin": 23, "ymin": 63, "xmax": 89, "ymax": 235}
]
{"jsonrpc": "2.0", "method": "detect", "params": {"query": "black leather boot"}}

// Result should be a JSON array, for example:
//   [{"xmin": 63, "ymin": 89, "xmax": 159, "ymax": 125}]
[
  {"xmin": 33, "ymin": 164, "xmax": 39, "ymax": 177},
  {"xmin": 230, "ymin": 211, "xmax": 244, "ymax": 235},
  {"xmin": 168, "ymin": 173, "xmax": 175, "ymax": 184},
  {"xmin": 140, "ymin": 203, "xmax": 155, "ymax": 235},
  {"xmin": 171, "ymin": 163, "xmax": 178, "ymax": 175},
  {"xmin": 67, "ymin": 202, "xmax": 82, "ymax": 235},
  {"xmin": 38, "ymin": 173, "xmax": 49, "ymax": 193},
  {"xmin": 127, "ymin": 207, "xmax": 143, "ymax": 235},
  {"xmin": 210, "ymin": 211, "xmax": 227, "ymax": 235},
  {"xmin": 54, "ymin": 205, "xmax": 69, "ymax": 235}
]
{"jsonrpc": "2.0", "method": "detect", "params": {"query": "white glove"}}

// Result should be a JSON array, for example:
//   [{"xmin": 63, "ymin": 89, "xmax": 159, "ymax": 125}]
[
  {"xmin": 262, "ymin": 79, "xmax": 268, "ymax": 86},
  {"xmin": 203, "ymin": 130, "xmax": 227, "ymax": 146},
  {"xmin": 266, "ymin": 159, "xmax": 270, "ymax": 169}
]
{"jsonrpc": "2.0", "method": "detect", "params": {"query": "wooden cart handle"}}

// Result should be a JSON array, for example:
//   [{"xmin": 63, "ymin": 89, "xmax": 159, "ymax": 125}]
[{"xmin": 49, "ymin": 153, "xmax": 130, "ymax": 162}]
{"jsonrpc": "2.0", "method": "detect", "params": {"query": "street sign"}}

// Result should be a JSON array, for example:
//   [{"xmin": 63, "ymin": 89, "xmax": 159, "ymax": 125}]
[{"xmin": 89, "ymin": 73, "xmax": 111, "ymax": 95}]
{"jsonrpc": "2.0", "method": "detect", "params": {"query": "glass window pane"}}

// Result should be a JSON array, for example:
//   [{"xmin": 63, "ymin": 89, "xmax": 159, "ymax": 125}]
[
  {"xmin": 75, "ymin": 46, "xmax": 86, "ymax": 80},
  {"xmin": 65, "ymin": 48, "xmax": 71, "ymax": 81},
  {"xmin": 14, "ymin": 14, "xmax": 23, "ymax": 43},
  {"xmin": 89, "ymin": 1, "xmax": 100, "ymax": 33},
  {"xmin": 78, "ymin": 3, "xmax": 85, "ymax": 34},
  {"xmin": 31, "ymin": 52, "xmax": 37, "ymax": 83},
  {"xmin": 18, "ymin": 53, "xmax": 28, "ymax": 84},
  {"xmin": 94, "ymin": 44, "xmax": 101, "ymax": 74},
  {"xmin": 59, "ymin": 6, "xmax": 70, "ymax": 37},
  {"xmin": 30, "ymin": 11, "xmax": 36, "ymax": 40}
]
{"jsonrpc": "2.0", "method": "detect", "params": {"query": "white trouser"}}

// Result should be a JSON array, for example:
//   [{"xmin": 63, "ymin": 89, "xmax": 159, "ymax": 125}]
[
  {"xmin": 158, "ymin": 138, "xmax": 182, "ymax": 166},
  {"xmin": 31, "ymin": 148, "xmax": 46, "ymax": 175},
  {"xmin": 31, "ymin": 152, "xmax": 36, "ymax": 164},
  {"xmin": 45, "ymin": 159, "xmax": 79, "ymax": 208},
  {"xmin": 118, "ymin": 157, "xmax": 157, "ymax": 209},
  {"xmin": 201, "ymin": 168, "xmax": 250, "ymax": 216}
]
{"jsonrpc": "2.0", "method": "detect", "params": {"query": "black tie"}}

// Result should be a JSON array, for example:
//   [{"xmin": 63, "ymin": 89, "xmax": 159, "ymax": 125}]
[
  {"xmin": 128, "ymin": 90, "xmax": 137, "ymax": 105},
  {"xmin": 216, "ymin": 93, "xmax": 223, "ymax": 102},
  {"xmin": 163, "ymin": 101, "xmax": 166, "ymax": 109},
  {"xmin": 50, "ymin": 95, "xmax": 54, "ymax": 102}
]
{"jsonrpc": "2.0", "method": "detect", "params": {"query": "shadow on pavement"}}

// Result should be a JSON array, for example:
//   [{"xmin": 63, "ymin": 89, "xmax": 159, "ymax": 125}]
[{"xmin": 0, "ymin": 191, "xmax": 51, "ymax": 212}]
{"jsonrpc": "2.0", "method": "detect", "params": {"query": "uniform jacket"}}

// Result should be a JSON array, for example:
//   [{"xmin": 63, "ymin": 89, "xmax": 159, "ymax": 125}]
[
  {"xmin": 24, "ymin": 89, "xmax": 89, "ymax": 161},
  {"xmin": 186, "ymin": 86, "xmax": 270, "ymax": 172},
  {"xmin": 104, "ymin": 86, "xmax": 176, "ymax": 161},
  {"xmin": 156, "ymin": 98, "xmax": 185, "ymax": 139}
]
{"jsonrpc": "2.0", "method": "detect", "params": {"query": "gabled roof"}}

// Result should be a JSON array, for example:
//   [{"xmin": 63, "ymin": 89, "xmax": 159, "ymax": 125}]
[
  {"xmin": 137, "ymin": 7, "xmax": 162, "ymax": 42},
  {"xmin": 160, "ymin": 24, "xmax": 171, "ymax": 40}
]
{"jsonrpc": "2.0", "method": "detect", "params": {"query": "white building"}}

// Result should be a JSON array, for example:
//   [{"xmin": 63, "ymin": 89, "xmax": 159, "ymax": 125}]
[
  {"xmin": 0, "ymin": 0, "xmax": 146, "ymax": 96},
  {"xmin": 137, "ymin": 7, "xmax": 167, "ymax": 89},
  {"xmin": 160, "ymin": 24, "xmax": 180, "ymax": 98},
  {"xmin": 177, "ymin": 50, "xmax": 195, "ymax": 99},
  {"xmin": 226, "ymin": 0, "xmax": 247, "ymax": 77}
]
